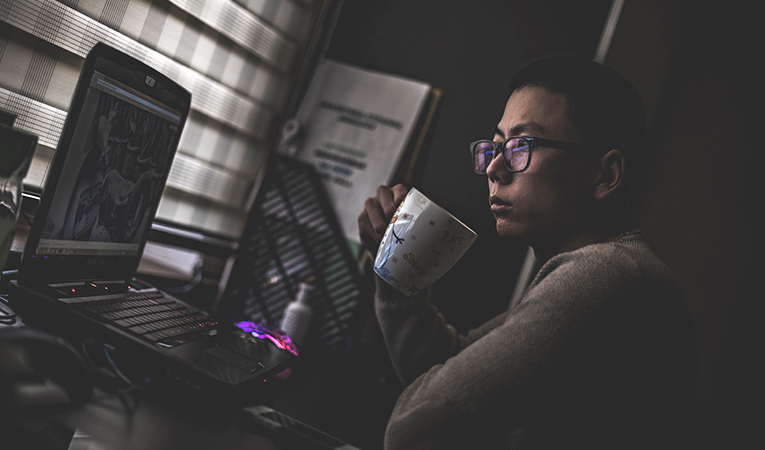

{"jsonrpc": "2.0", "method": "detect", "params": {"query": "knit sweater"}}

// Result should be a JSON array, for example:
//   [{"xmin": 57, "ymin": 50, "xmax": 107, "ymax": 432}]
[{"xmin": 374, "ymin": 231, "xmax": 698, "ymax": 449}]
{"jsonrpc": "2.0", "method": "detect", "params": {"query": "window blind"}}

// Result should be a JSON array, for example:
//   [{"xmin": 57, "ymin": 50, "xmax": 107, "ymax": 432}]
[{"xmin": 0, "ymin": 0, "xmax": 321, "ymax": 238}]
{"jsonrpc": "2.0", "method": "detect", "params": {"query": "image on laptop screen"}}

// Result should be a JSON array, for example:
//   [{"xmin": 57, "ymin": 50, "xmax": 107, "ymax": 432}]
[{"xmin": 35, "ymin": 72, "xmax": 181, "ymax": 259}]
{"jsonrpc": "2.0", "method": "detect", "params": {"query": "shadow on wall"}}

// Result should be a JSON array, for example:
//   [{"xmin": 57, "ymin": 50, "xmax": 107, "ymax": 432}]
[{"xmin": 608, "ymin": 1, "xmax": 758, "ymax": 448}]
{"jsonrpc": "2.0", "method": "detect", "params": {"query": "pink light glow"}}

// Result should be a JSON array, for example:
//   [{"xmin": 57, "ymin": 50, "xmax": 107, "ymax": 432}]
[{"xmin": 234, "ymin": 321, "xmax": 298, "ymax": 356}]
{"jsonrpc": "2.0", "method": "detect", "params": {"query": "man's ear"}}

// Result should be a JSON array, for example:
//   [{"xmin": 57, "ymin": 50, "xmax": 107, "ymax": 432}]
[{"xmin": 593, "ymin": 149, "xmax": 625, "ymax": 201}]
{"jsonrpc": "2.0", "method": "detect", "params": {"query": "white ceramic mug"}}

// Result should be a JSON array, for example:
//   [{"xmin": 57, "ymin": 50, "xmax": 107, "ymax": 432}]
[{"xmin": 373, "ymin": 187, "xmax": 477, "ymax": 296}]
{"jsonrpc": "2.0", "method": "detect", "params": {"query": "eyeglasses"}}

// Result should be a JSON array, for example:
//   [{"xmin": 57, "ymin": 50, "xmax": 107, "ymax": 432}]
[{"xmin": 470, "ymin": 136, "xmax": 587, "ymax": 174}]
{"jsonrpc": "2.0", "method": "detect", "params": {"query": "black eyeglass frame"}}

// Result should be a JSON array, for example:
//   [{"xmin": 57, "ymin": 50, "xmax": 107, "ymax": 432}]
[{"xmin": 469, "ymin": 136, "xmax": 588, "ymax": 174}]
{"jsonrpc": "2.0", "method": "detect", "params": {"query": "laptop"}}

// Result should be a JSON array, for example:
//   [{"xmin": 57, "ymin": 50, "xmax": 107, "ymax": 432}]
[{"xmin": 9, "ymin": 43, "xmax": 295, "ymax": 401}]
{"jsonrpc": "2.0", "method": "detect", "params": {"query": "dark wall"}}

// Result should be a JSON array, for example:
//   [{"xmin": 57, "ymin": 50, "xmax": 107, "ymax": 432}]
[
  {"xmin": 326, "ymin": 0, "xmax": 612, "ymax": 332},
  {"xmin": 607, "ymin": 1, "xmax": 758, "ymax": 448}
]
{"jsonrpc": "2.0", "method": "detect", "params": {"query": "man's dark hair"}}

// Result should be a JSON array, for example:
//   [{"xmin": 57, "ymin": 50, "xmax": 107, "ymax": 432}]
[{"xmin": 509, "ymin": 57, "xmax": 647, "ymax": 173}]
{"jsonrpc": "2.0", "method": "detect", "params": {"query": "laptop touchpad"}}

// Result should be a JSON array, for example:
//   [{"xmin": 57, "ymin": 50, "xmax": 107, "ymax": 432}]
[{"xmin": 204, "ymin": 345, "xmax": 253, "ymax": 367}]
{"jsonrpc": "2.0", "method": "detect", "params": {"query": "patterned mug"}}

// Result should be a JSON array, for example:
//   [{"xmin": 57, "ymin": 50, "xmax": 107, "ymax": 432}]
[{"xmin": 373, "ymin": 187, "xmax": 477, "ymax": 296}]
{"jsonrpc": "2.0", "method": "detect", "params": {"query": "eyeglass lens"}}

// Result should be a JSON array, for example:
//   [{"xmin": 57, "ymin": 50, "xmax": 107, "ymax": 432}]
[{"xmin": 473, "ymin": 138, "xmax": 530, "ymax": 173}]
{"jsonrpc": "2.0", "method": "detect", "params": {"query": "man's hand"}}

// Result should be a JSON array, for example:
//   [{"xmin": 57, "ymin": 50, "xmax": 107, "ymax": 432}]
[{"xmin": 358, "ymin": 184, "xmax": 409, "ymax": 256}]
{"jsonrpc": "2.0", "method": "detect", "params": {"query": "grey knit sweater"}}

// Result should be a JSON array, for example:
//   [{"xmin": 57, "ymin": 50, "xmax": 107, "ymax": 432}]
[{"xmin": 374, "ymin": 231, "xmax": 697, "ymax": 449}]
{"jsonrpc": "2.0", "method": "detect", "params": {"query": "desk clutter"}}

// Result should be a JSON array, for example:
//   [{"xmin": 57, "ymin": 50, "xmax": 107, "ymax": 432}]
[
  {"xmin": 218, "ymin": 154, "xmax": 368, "ymax": 357},
  {"xmin": 5, "ymin": 43, "xmax": 295, "ymax": 405},
  {"xmin": 0, "ymin": 41, "xmax": 381, "ymax": 450}
]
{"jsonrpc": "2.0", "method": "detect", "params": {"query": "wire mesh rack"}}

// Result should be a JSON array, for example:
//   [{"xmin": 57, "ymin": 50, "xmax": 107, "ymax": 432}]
[{"xmin": 218, "ymin": 154, "xmax": 368, "ymax": 355}]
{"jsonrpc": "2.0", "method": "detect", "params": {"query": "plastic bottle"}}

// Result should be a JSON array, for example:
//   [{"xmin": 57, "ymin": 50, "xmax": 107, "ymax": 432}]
[{"xmin": 279, "ymin": 283, "xmax": 314, "ymax": 346}]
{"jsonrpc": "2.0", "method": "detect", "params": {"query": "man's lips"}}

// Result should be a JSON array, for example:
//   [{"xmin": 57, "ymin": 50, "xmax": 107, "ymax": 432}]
[{"xmin": 489, "ymin": 194, "xmax": 511, "ymax": 213}]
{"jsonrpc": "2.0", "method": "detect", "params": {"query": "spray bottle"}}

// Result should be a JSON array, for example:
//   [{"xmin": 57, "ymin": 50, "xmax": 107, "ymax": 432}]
[{"xmin": 279, "ymin": 282, "xmax": 314, "ymax": 346}]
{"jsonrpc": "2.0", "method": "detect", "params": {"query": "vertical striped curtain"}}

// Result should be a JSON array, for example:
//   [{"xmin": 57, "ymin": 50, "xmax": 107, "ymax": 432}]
[{"xmin": 0, "ymin": 0, "xmax": 320, "ymax": 238}]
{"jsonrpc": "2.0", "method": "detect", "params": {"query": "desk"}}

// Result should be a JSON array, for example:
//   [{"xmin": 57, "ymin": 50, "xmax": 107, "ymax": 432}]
[
  {"xmin": 39, "ymin": 390, "xmax": 282, "ymax": 450},
  {"xmin": 1, "ymin": 261, "xmax": 400, "ymax": 450},
  {"xmin": 1, "ymin": 323, "xmax": 400, "ymax": 450}
]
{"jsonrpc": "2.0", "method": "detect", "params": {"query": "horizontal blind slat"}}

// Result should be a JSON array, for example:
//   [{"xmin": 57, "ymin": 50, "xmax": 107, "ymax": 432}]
[
  {"xmin": 1, "ymin": 0, "xmax": 273, "ymax": 137},
  {"xmin": 169, "ymin": 0, "xmax": 296, "ymax": 70}
]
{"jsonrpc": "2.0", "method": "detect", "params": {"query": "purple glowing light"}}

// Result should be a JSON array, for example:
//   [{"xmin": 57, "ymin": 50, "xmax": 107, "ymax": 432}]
[{"xmin": 234, "ymin": 321, "xmax": 298, "ymax": 356}]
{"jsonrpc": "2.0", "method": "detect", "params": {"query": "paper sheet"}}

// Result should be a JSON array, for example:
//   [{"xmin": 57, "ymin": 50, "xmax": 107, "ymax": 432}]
[{"xmin": 294, "ymin": 60, "xmax": 431, "ymax": 243}]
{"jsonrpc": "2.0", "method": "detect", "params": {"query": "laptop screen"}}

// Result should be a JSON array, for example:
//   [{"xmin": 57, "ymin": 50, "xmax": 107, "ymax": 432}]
[
  {"xmin": 36, "ymin": 72, "xmax": 180, "ymax": 257},
  {"xmin": 20, "ymin": 44, "xmax": 190, "ymax": 284}
]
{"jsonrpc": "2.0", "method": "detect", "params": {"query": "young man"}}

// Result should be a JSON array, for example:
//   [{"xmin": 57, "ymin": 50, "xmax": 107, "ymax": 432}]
[{"xmin": 358, "ymin": 57, "xmax": 698, "ymax": 449}]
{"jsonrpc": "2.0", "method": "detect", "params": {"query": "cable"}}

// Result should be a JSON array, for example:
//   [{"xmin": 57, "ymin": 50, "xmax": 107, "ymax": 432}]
[
  {"xmin": 2, "ymin": 269, "xmax": 18, "ymax": 279},
  {"xmin": 81, "ymin": 341, "xmax": 149, "ymax": 416},
  {"xmin": 103, "ymin": 345, "xmax": 133, "ymax": 386},
  {"xmin": 80, "ymin": 341, "xmax": 99, "ymax": 371},
  {"xmin": 89, "ymin": 382, "xmax": 144, "ymax": 404},
  {"xmin": 20, "ymin": 210, "xmax": 32, "ymax": 227},
  {"xmin": 162, "ymin": 261, "xmax": 203, "ymax": 294},
  {"xmin": 0, "ymin": 295, "xmax": 17, "ymax": 324}
]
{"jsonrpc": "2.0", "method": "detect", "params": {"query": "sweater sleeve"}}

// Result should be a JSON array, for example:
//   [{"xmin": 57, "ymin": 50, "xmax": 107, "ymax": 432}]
[
  {"xmin": 374, "ymin": 276, "xmax": 508, "ymax": 385},
  {"xmin": 378, "ymin": 244, "xmax": 648, "ymax": 449}
]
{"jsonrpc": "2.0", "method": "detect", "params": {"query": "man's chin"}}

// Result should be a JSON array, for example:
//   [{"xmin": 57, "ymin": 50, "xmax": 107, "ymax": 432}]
[{"xmin": 496, "ymin": 223, "xmax": 526, "ymax": 241}]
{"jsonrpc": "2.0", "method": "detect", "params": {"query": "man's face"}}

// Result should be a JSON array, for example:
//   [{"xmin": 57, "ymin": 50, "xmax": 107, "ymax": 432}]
[{"xmin": 488, "ymin": 86, "xmax": 595, "ymax": 246}]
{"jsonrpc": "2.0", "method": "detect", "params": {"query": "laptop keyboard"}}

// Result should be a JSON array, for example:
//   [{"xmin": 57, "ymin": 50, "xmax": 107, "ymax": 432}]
[{"xmin": 76, "ymin": 291, "xmax": 219, "ymax": 346}]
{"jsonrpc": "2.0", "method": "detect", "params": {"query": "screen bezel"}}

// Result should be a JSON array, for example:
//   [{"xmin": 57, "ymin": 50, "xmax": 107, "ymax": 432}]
[{"xmin": 19, "ymin": 43, "xmax": 191, "ymax": 284}]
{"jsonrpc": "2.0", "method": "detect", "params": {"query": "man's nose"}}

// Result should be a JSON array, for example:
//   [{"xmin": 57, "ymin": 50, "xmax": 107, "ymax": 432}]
[{"xmin": 486, "ymin": 149, "xmax": 511, "ymax": 184}]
